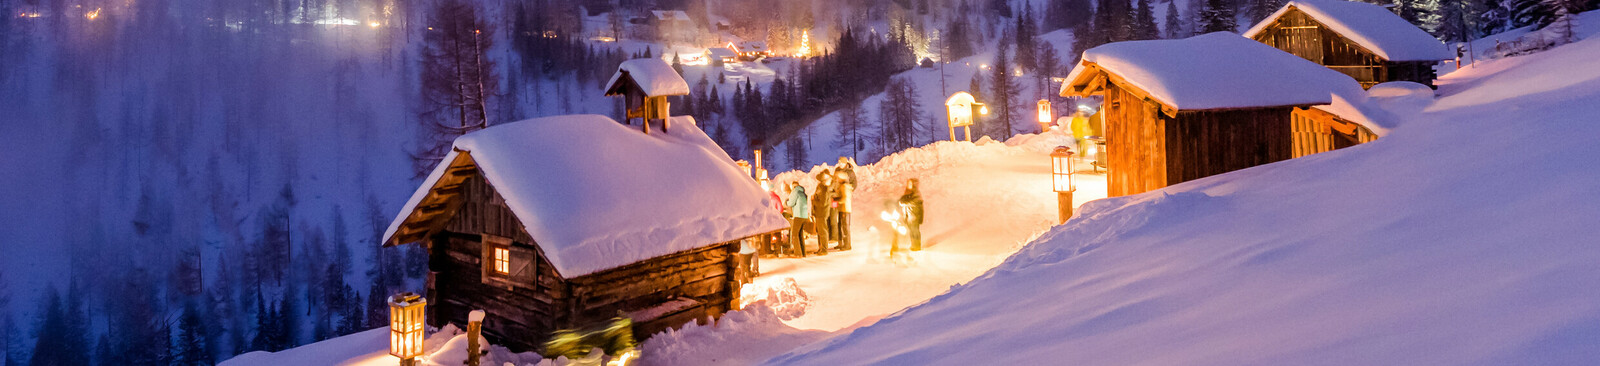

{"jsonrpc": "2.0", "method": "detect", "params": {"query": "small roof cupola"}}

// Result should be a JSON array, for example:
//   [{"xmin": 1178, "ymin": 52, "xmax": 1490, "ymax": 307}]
[{"xmin": 604, "ymin": 58, "xmax": 690, "ymax": 134}]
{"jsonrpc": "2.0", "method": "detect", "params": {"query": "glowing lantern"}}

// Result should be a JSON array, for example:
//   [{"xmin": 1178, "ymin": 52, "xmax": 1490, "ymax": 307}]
[
  {"xmin": 1051, "ymin": 146, "xmax": 1076, "ymax": 224},
  {"xmin": 389, "ymin": 293, "xmax": 427, "ymax": 365},
  {"xmin": 945, "ymin": 92, "xmax": 978, "ymax": 142},
  {"xmin": 1037, "ymin": 99, "xmax": 1054, "ymax": 131}
]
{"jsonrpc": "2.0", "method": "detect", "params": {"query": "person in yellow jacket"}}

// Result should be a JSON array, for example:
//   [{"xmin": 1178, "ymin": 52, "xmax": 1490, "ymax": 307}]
[
  {"xmin": 1069, "ymin": 108, "xmax": 1103, "ymax": 150},
  {"xmin": 833, "ymin": 157, "xmax": 857, "ymax": 251}
]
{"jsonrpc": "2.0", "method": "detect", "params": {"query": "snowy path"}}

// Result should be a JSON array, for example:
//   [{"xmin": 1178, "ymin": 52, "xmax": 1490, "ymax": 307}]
[{"xmin": 640, "ymin": 132, "xmax": 1108, "ymax": 365}]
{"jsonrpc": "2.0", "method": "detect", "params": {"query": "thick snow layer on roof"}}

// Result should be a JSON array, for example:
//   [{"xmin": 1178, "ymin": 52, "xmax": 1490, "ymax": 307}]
[
  {"xmin": 393, "ymin": 115, "xmax": 787, "ymax": 277},
  {"xmin": 607, "ymin": 58, "xmax": 691, "ymax": 97},
  {"xmin": 1244, "ymin": 0, "xmax": 1451, "ymax": 62},
  {"xmin": 768, "ymin": 36, "xmax": 1600, "ymax": 366},
  {"xmin": 652, "ymin": 10, "xmax": 690, "ymax": 21},
  {"xmin": 708, "ymin": 47, "xmax": 737, "ymax": 58},
  {"xmin": 1064, "ymin": 32, "xmax": 1361, "ymax": 110}
]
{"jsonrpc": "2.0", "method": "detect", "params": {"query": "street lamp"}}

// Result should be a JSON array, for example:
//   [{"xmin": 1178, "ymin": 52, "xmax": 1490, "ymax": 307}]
[
  {"xmin": 389, "ymin": 293, "xmax": 427, "ymax": 366},
  {"xmin": 1036, "ymin": 99, "xmax": 1054, "ymax": 133},
  {"xmin": 1051, "ymin": 146, "xmax": 1076, "ymax": 224}
]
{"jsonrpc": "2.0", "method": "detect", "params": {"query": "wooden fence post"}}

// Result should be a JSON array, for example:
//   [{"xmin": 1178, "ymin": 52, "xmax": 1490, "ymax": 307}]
[{"xmin": 467, "ymin": 310, "xmax": 485, "ymax": 366}]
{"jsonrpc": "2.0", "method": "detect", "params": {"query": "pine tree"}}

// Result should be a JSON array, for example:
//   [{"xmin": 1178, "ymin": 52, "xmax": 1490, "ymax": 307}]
[
  {"xmin": 833, "ymin": 101, "xmax": 867, "ymax": 161},
  {"xmin": 878, "ymin": 77, "xmax": 924, "ymax": 155},
  {"xmin": 988, "ymin": 33, "xmax": 1020, "ymax": 140},
  {"xmin": 1245, "ymin": 0, "xmax": 1285, "ymax": 25},
  {"xmin": 1046, "ymin": 0, "xmax": 1094, "ymax": 32},
  {"xmin": 365, "ymin": 281, "xmax": 388, "ymax": 329},
  {"xmin": 1133, "ymin": 0, "xmax": 1160, "ymax": 40},
  {"xmin": 1016, "ymin": 3, "xmax": 1040, "ymax": 71},
  {"xmin": 1199, "ymin": 0, "xmax": 1239, "ymax": 33},
  {"xmin": 173, "ymin": 302, "xmax": 213, "ymax": 366},
  {"xmin": 415, "ymin": 0, "xmax": 497, "ymax": 177},
  {"xmin": 1165, "ymin": 0, "xmax": 1187, "ymax": 38}
]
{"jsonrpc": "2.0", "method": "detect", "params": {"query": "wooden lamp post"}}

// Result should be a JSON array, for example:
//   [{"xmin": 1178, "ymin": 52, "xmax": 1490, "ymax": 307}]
[
  {"xmin": 945, "ymin": 92, "xmax": 983, "ymax": 142},
  {"xmin": 389, "ymin": 293, "xmax": 427, "ymax": 366},
  {"xmin": 1037, "ymin": 99, "xmax": 1054, "ymax": 133},
  {"xmin": 1051, "ymin": 146, "xmax": 1076, "ymax": 224}
]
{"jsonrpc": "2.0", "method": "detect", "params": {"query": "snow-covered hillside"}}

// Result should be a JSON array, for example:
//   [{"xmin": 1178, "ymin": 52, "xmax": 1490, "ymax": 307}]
[{"xmin": 765, "ymin": 32, "xmax": 1600, "ymax": 366}]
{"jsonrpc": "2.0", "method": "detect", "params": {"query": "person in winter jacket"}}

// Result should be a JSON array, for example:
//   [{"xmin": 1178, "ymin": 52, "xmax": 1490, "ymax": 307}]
[
  {"xmin": 786, "ymin": 181, "xmax": 810, "ymax": 258},
  {"xmin": 899, "ymin": 178, "xmax": 925, "ymax": 251},
  {"xmin": 766, "ymin": 182, "xmax": 786, "ymax": 256},
  {"xmin": 810, "ymin": 170, "xmax": 835, "ymax": 255},
  {"xmin": 833, "ymin": 158, "xmax": 856, "ymax": 251}
]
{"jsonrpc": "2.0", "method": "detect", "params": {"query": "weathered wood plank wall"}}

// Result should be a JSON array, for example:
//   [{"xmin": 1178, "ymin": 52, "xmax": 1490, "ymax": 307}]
[
  {"xmin": 1104, "ymin": 82, "xmax": 1168, "ymax": 197},
  {"xmin": 1165, "ymin": 108, "xmax": 1294, "ymax": 185}
]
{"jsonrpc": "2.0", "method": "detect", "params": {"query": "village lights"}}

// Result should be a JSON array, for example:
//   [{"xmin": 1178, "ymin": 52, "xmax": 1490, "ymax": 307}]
[
  {"xmin": 1051, "ymin": 146, "xmax": 1076, "ymax": 224},
  {"xmin": 389, "ymin": 293, "xmax": 427, "ymax": 366},
  {"xmin": 1037, "ymin": 99, "xmax": 1053, "ymax": 132},
  {"xmin": 945, "ymin": 92, "xmax": 980, "ymax": 142}
]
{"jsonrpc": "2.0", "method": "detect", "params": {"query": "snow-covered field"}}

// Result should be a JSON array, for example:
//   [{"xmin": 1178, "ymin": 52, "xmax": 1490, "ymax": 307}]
[
  {"xmin": 223, "ymin": 123, "xmax": 1109, "ymax": 366},
  {"xmin": 765, "ymin": 31, "xmax": 1600, "ymax": 366}
]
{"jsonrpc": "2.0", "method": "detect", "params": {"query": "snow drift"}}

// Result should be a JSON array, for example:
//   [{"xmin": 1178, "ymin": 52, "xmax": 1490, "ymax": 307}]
[{"xmin": 767, "ymin": 35, "xmax": 1600, "ymax": 366}]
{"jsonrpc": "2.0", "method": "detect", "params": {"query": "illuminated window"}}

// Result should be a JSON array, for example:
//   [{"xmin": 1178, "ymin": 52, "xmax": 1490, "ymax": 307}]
[{"xmin": 493, "ymin": 247, "xmax": 510, "ymax": 275}]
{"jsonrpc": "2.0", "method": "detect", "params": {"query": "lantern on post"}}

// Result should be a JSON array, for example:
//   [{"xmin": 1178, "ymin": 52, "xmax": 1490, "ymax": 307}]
[
  {"xmin": 389, "ymin": 292, "xmax": 427, "ymax": 366},
  {"xmin": 1051, "ymin": 146, "xmax": 1076, "ymax": 224},
  {"xmin": 1037, "ymin": 99, "xmax": 1054, "ymax": 133},
  {"xmin": 945, "ymin": 92, "xmax": 984, "ymax": 142}
]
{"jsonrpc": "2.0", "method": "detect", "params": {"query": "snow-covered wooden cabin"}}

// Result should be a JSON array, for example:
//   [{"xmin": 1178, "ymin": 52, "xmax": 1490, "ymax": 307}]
[
  {"xmin": 1243, "ymin": 0, "xmax": 1451, "ymax": 88},
  {"xmin": 381, "ymin": 114, "xmax": 788, "ymax": 352},
  {"xmin": 729, "ymin": 41, "xmax": 769, "ymax": 60},
  {"xmin": 1061, "ymin": 33, "xmax": 1375, "ymax": 197},
  {"xmin": 605, "ymin": 58, "xmax": 690, "ymax": 134}
]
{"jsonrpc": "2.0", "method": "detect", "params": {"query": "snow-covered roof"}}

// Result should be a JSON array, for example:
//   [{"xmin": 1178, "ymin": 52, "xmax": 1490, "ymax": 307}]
[
  {"xmin": 1243, "ymin": 0, "xmax": 1451, "ymax": 62},
  {"xmin": 734, "ymin": 41, "xmax": 768, "ymax": 52},
  {"xmin": 652, "ymin": 10, "xmax": 690, "ymax": 21},
  {"xmin": 708, "ymin": 47, "xmax": 737, "ymax": 58},
  {"xmin": 605, "ymin": 58, "xmax": 690, "ymax": 97},
  {"xmin": 382, "ymin": 115, "xmax": 788, "ymax": 277},
  {"xmin": 1062, "ymin": 32, "xmax": 1363, "ymax": 110}
]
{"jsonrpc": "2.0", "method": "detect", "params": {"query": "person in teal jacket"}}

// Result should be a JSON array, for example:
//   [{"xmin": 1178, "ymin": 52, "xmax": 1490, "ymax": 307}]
[{"xmin": 785, "ymin": 181, "xmax": 810, "ymax": 257}]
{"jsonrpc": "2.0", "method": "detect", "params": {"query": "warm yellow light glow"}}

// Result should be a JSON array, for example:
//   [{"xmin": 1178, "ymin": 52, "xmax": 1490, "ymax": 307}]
[
  {"xmin": 84, "ymin": 8, "xmax": 100, "ymax": 20},
  {"xmin": 980, "ymin": 64, "xmax": 990, "ymax": 69},
  {"xmin": 1051, "ymin": 146, "xmax": 1075, "ymax": 193},
  {"xmin": 368, "ymin": 21, "xmax": 381, "ymax": 28},
  {"xmin": 796, "ymin": 30, "xmax": 811, "ymax": 57},
  {"xmin": 945, "ymin": 92, "xmax": 977, "ymax": 128},
  {"xmin": 979, "ymin": 105, "xmax": 989, "ymax": 115},
  {"xmin": 493, "ymin": 247, "xmax": 509, "ymax": 274},
  {"xmin": 388, "ymin": 293, "xmax": 427, "ymax": 359},
  {"xmin": 607, "ymin": 349, "xmax": 640, "ymax": 366},
  {"xmin": 1037, "ymin": 99, "xmax": 1053, "ymax": 124}
]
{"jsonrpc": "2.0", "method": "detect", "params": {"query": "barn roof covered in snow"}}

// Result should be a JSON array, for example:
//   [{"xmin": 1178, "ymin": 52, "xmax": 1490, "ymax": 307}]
[
  {"xmin": 651, "ymin": 10, "xmax": 690, "ymax": 21},
  {"xmin": 382, "ymin": 115, "xmax": 788, "ymax": 277},
  {"xmin": 1062, "ymin": 32, "xmax": 1363, "ymax": 112},
  {"xmin": 1243, "ymin": 0, "xmax": 1451, "ymax": 62},
  {"xmin": 605, "ymin": 58, "xmax": 690, "ymax": 97}
]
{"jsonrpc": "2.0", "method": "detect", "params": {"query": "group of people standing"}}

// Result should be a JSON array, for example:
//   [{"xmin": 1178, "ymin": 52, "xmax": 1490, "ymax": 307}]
[
  {"xmin": 782, "ymin": 157, "xmax": 859, "ymax": 257},
  {"xmin": 764, "ymin": 157, "xmax": 926, "ymax": 259},
  {"xmin": 738, "ymin": 156, "xmax": 928, "ymax": 282}
]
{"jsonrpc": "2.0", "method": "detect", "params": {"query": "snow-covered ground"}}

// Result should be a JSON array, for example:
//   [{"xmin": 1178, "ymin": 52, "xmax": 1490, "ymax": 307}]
[
  {"xmin": 223, "ymin": 125, "xmax": 1110, "ymax": 366},
  {"xmin": 764, "ymin": 29, "xmax": 1600, "ymax": 366}
]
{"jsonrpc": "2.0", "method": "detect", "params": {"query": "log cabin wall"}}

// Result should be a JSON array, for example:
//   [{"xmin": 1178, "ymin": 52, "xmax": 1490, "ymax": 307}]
[
  {"xmin": 429, "ymin": 172, "xmax": 567, "ymax": 352},
  {"xmin": 1103, "ymin": 82, "xmax": 1168, "ymax": 197},
  {"xmin": 1164, "ymin": 108, "xmax": 1294, "ymax": 185},
  {"xmin": 1291, "ymin": 108, "xmax": 1379, "ymax": 158},
  {"xmin": 1252, "ymin": 7, "xmax": 1437, "ymax": 88},
  {"xmin": 568, "ymin": 241, "xmax": 739, "ymax": 339},
  {"xmin": 424, "ymin": 169, "xmax": 745, "ymax": 352}
]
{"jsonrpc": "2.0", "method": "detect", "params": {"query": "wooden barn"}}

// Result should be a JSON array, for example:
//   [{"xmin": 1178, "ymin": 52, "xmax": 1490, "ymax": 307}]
[
  {"xmin": 1061, "ymin": 32, "xmax": 1376, "ymax": 197},
  {"xmin": 380, "ymin": 113, "xmax": 788, "ymax": 352},
  {"xmin": 605, "ymin": 58, "xmax": 690, "ymax": 134},
  {"xmin": 1243, "ymin": 0, "xmax": 1451, "ymax": 88}
]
